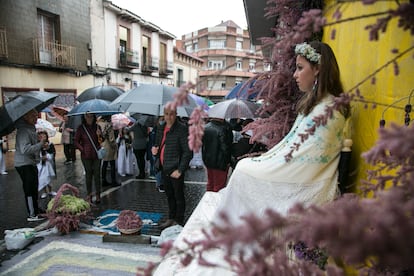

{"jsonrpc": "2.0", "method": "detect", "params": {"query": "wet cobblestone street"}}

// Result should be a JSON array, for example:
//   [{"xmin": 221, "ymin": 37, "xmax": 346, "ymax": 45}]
[{"xmin": 0, "ymin": 145, "xmax": 207, "ymax": 239}]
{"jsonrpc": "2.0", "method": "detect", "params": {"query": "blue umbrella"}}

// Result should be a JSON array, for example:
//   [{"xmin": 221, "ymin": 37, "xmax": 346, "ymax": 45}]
[
  {"xmin": 225, "ymin": 81, "xmax": 258, "ymax": 100},
  {"xmin": 189, "ymin": 94, "xmax": 212, "ymax": 111},
  {"xmin": 67, "ymin": 99, "xmax": 120, "ymax": 116}
]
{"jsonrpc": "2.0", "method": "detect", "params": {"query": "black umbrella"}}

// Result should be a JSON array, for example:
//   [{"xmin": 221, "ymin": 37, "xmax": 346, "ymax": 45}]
[
  {"xmin": 0, "ymin": 91, "xmax": 58, "ymax": 137},
  {"xmin": 77, "ymin": 85, "xmax": 124, "ymax": 102}
]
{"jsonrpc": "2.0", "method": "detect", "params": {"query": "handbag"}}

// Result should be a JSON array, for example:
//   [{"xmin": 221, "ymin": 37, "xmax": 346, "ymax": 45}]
[
  {"xmin": 83, "ymin": 125, "xmax": 105, "ymax": 159},
  {"xmin": 97, "ymin": 147, "xmax": 107, "ymax": 159}
]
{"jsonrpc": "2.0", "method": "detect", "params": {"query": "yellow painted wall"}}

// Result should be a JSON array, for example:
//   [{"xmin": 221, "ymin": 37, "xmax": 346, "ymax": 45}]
[{"xmin": 323, "ymin": 0, "xmax": 414, "ymax": 193}]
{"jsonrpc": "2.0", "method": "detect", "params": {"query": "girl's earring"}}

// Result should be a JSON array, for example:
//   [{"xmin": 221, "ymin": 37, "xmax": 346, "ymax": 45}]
[{"xmin": 312, "ymin": 78, "xmax": 319, "ymax": 93}]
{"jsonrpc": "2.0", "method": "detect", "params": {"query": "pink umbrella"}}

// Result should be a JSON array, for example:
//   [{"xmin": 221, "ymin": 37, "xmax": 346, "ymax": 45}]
[
  {"xmin": 51, "ymin": 105, "xmax": 70, "ymax": 121},
  {"xmin": 111, "ymin": 114, "xmax": 135, "ymax": 130}
]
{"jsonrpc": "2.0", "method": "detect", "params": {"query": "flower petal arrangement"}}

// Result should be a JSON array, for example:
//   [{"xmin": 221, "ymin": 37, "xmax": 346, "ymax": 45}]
[{"xmin": 116, "ymin": 210, "xmax": 143, "ymax": 234}]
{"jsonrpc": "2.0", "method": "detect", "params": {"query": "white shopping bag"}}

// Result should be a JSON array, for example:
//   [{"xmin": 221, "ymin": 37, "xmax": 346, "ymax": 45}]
[
  {"xmin": 4, "ymin": 228, "xmax": 35, "ymax": 250},
  {"xmin": 157, "ymin": 224, "xmax": 183, "ymax": 246}
]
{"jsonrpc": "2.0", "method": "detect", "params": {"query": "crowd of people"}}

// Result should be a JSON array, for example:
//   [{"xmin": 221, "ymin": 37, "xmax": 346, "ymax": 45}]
[
  {"xmin": 2, "ymin": 106, "xmax": 264, "ymax": 225},
  {"xmin": 2, "ymin": 41, "xmax": 348, "ymax": 234}
]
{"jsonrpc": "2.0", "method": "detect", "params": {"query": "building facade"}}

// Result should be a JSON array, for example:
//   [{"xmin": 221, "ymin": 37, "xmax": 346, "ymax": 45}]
[
  {"xmin": 173, "ymin": 40, "xmax": 204, "ymax": 90},
  {"xmin": 0, "ymin": 0, "xmax": 176, "ymax": 147},
  {"xmin": 179, "ymin": 20, "xmax": 264, "ymax": 102},
  {"xmin": 97, "ymin": 1, "xmax": 176, "ymax": 90}
]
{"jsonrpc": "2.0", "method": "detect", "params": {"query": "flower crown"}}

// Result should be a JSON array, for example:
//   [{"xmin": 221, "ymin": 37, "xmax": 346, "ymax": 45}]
[{"xmin": 295, "ymin": 43, "xmax": 321, "ymax": 64}]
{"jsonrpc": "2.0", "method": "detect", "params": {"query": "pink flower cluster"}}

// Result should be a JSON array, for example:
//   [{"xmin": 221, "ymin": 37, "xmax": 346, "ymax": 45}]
[{"xmin": 116, "ymin": 210, "xmax": 143, "ymax": 230}]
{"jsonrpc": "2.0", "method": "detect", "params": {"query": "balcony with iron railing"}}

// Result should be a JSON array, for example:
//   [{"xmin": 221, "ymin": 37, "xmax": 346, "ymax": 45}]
[
  {"xmin": 159, "ymin": 60, "xmax": 173, "ymax": 76},
  {"xmin": 141, "ymin": 56, "xmax": 158, "ymax": 72},
  {"xmin": 32, "ymin": 38, "xmax": 76, "ymax": 68},
  {"xmin": 0, "ymin": 27, "xmax": 8, "ymax": 59},
  {"xmin": 119, "ymin": 48, "xmax": 139, "ymax": 68}
]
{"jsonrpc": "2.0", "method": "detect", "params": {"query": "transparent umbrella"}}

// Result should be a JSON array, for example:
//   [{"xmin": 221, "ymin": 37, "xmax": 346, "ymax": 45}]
[
  {"xmin": 35, "ymin": 118, "xmax": 57, "ymax": 137},
  {"xmin": 111, "ymin": 113, "xmax": 136, "ymax": 130},
  {"xmin": 208, "ymin": 99, "xmax": 260, "ymax": 119}
]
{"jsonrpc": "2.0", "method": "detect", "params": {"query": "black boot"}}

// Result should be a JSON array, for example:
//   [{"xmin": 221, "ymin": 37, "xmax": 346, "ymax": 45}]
[
  {"xmin": 102, "ymin": 173, "xmax": 110, "ymax": 186},
  {"xmin": 111, "ymin": 178, "xmax": 120, "ymax": 187}
]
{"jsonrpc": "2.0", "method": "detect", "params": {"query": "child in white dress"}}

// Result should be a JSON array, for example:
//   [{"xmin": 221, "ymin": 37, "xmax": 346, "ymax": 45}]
[
  {"xmin": 37, "ymin": 131, "xmax": 57, "ymax": 199},
  {"xmin": 116, "ymin": 128, "xmax": 138, "ymax": 177},
  {"xmin": 0, "ymin": 137, "xmax": 8, "ymax": 175}
]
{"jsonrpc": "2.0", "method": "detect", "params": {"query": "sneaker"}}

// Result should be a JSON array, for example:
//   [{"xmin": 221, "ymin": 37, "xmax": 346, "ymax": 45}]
[
  {"xmin": 41, "ymin": 192, "xmax": 48, "ymax": 199},
  {"xmin": 64, "ymin": 160, "xmax": 73, "ymax": 165},
  {"xmin": 148, "ymin": 175, "xmax": 155, "ymax": 179},
  {"xmin": 27, "ymin": 215, "xmax": 46, "ymax": 222},
  {"xmin": 158, "ymin": 186, "xmax": 165, "ymax": 193},
  {"xmin": 49, "ymin": 191, "xmax": 57, "ymax": 196},
  {"xmin": 1, "ymin": 171, "xmax": 8, "ymax": 175}
]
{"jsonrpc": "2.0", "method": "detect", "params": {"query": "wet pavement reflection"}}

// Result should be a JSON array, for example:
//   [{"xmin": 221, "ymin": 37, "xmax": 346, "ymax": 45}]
[{"xmin": 0, "ymin": 145, "xmax": 207, "ymax": 239}]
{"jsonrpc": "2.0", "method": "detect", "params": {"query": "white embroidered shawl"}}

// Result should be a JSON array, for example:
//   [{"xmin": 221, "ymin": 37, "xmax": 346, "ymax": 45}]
[{"xmin": 215, "ymin": 95, "xmax": 346, "ymax": 226}]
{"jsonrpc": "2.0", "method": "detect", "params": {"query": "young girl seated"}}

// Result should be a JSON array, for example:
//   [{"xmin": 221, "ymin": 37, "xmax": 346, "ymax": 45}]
[
  {"xmin": 37, "ymin": 131, "xmax": 57, "ymax": 199},
  {"xmin": 116, "ymin": 127, "xmax": 138, "ymax": 177}
]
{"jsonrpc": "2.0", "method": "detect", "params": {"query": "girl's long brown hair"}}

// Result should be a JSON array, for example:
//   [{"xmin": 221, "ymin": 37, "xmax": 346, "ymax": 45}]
[{"xmin": 296, "ymin": 41, "xmax": 350, "ymax": 117}]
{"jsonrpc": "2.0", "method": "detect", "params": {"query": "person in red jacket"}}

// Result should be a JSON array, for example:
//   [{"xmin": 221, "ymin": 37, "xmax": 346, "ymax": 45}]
[
  {"xmin": 152, "ymin": 106, "xmax": 193, "ymax": 229},
  {"xmin": 74, "ymin": 113, "xmax": 102, "ymax": 203}
]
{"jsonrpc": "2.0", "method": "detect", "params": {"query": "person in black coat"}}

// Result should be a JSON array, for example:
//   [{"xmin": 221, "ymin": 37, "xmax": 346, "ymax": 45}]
[
  {"xmin": 202, "ymin": 118, "xmax": 233, "ymax": 192},
  {"xmin": 152, "ymin": 106, "xmax": 193, "ymax": 229}
]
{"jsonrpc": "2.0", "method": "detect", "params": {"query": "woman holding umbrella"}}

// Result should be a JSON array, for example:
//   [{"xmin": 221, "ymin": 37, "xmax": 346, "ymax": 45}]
[
  {"xmin": 74, "ymin": 113, "xmax": 103, "ymax": 203},
  {"xmin": 15, "ymin": 109, "xmax": 49, "ymax": 222}
]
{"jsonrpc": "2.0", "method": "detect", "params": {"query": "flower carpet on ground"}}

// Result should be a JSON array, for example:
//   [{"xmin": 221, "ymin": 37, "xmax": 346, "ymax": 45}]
[{"xmin": 0, "ymin": 232, "xmax": 161, "ymax": 275}]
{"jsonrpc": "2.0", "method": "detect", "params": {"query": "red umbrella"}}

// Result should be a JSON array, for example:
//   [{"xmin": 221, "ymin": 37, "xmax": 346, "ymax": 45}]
[{"xmin": 51, "ymin": 105, "xmax": 70, "ymax": 121}]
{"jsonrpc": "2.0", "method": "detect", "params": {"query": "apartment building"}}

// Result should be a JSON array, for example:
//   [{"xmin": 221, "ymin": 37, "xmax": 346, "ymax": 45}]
[
  {"xmin": 0, "ymin": 0, "xmax": 177, "ymax": 147},
  {"xmin": 179, "ymin": 20, "xmax": 264, "ymax": 102},
  {"xmin": 98, "ymin": 1, "xmax": 175, "ymax": 89},
  {"xmin": 173, "ymin": 40, "xmax": 204, "ymax": 89}
]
